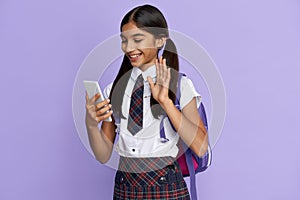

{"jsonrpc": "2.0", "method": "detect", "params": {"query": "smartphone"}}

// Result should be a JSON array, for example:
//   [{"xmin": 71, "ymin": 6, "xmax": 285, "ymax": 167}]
[{"xmin": 83, "ymin": 80, "xmax": 112, "ymax": 122}]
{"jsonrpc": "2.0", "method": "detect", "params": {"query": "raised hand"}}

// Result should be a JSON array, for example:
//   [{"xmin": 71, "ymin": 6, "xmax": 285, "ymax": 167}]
[
  {"xmin": 147, "ymin": 56, "xmax": 171, "ymax": 106},
  {"xmin": 85, "ymin": 92, "xmax": 112, "ymax": 128}
]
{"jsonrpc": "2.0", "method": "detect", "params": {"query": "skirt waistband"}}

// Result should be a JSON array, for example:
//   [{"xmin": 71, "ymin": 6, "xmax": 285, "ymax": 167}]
[
  {"xmin": 118, "ymin": 156, "xmax": 176, "ymax": 173},
  {"xmin": 115, "ymin": 157, "xmax": 184, "ymax": 187}
]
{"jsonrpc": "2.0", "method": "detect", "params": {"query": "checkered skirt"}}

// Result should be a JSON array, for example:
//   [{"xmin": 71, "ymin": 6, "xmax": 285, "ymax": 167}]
[{"xmin": 113, "ymin": 157, "xmax": 190, "ymax": 200}]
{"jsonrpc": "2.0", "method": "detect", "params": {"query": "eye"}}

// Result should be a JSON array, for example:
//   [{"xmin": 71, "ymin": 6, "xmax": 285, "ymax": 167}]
[
  {"xmin": 134, "ymin": 39, "xmax": 143, "ymax": 43},
  {"xmin": 120, "ymin": 36, "xmax": 127, "ymax": 43}
]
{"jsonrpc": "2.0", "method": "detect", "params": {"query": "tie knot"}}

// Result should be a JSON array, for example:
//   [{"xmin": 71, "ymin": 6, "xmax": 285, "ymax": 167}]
[
  {"xmin": 137, "ymin": 74, "xmax": 143, "ymax": 82},
  {"xmin": 135, "ymin": 74, "xmax": 144, "ymax": 88}
]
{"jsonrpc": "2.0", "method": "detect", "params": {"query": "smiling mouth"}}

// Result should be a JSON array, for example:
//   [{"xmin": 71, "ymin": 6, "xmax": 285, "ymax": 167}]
[{"xmin": 128, "ymin": 53, "xmax": 142, "ymax": 60}]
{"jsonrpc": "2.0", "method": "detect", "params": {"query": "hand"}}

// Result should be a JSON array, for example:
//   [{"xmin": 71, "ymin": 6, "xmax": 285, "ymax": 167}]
[
  {"xmin": 147, "ymin": 56, "xmax": 171, "ymax": 106},
  {"xmin": 85, "ymin": 92, "xmax": 112, "ymax": 129}
]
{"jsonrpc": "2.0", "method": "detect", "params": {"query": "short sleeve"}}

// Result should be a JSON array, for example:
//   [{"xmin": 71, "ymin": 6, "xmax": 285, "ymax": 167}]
[
  {"xmin": 103, "ymin": 82, "xmax": 113, "ymax": 99},
  {"xmin": 179, "ymin": 76, "xmax": 202, "ymax": 110}
]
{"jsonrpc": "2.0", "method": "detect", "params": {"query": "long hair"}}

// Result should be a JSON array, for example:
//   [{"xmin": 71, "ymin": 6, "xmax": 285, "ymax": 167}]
[{"xmin": 109, "ymin": 4, "xmax": 179, "ymax": 119}]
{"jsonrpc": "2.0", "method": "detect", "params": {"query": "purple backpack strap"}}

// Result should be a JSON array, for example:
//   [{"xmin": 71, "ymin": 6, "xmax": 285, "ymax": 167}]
[
  {"xmin": 159, "ymin": 73, "xmax": 208, "ymax": 200},
  {"xmin": 186, "ymin": 149, "xmax": 198, "ymax": 200}
]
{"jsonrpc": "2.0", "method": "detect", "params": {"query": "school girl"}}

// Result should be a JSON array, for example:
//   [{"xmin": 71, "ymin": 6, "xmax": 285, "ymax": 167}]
[{"xmin": 85, "ymin": 4, "xmax": 208, "ymax": 200}]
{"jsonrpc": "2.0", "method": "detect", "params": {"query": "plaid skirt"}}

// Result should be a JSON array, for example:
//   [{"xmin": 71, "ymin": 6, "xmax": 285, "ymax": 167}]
[{"xmin": 113, "ymin": 157, "xmax": 190, "ymax": 200}]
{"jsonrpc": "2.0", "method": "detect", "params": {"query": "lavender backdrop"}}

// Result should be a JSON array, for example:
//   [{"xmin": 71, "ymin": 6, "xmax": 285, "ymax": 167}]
[{"xmin": 1, "ymin": 0, "xmax": 299, "ymax": 200}]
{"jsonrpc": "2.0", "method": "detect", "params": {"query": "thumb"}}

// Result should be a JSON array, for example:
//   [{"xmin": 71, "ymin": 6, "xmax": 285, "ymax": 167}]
[
  {"xmin": 85, "ymin": 91, "xmax": 89, "ymax": 102},
  {"xmin": 147, "ymin": 76, "xmax": 154, "ymax": 90}
]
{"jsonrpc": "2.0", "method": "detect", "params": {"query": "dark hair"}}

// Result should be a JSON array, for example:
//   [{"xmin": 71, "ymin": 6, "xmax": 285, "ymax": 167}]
[{"xmin": 109, "ymin": 4, "xmax": 179, "ymax": 119}]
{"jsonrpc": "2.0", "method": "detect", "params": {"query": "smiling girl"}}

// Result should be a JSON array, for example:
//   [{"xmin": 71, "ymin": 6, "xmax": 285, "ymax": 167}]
[{"xmin": 85, "ymin": 4, "xmax": 208, "ymax": 199}]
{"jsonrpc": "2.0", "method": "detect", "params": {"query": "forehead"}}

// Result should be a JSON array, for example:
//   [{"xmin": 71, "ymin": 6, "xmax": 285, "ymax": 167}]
[{"xmin": 121, "ymin": 22, "xmax": 151, "ymax": 38}]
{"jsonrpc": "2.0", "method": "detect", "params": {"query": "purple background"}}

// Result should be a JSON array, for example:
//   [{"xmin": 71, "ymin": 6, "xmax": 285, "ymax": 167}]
[{"xmin": 1, "ymin": 0, "xmax": 299, "ymax": 199}]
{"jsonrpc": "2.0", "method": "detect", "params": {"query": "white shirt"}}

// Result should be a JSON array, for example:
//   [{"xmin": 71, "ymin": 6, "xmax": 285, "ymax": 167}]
[{"xmin": 103, "ymin": 65, "xmax": 201, "ymax": 158}]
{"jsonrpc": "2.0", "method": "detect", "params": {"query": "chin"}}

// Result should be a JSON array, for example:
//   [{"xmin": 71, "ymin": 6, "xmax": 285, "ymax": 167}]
[{"xmin": 130, "ymin": 62, "xmax": 141, "ymax": 68}]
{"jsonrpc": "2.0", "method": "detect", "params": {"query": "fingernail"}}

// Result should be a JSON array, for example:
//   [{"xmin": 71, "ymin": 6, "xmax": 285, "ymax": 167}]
[{"xmin": 107, "ymin": 99, "xmax": 110, "ymax": 103}]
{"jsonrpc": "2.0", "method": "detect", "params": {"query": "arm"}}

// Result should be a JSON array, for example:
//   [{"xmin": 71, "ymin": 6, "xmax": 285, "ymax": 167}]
[
  {"xmin": 147, "ymin": 57, "xmax": 208, "ymax": 156},
  {"xmin": 85, "ymin": 92, "xmax": 116, "ymax": 163},
  {"xmin": 161, "ymin": 97, "xmax": 208, "ymax": 157}
]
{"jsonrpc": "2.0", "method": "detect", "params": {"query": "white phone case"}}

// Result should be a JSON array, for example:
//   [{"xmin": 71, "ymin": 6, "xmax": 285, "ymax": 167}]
[{"xmin": 83, "ymin": 80, "xmax": 112, "ymax": 122}]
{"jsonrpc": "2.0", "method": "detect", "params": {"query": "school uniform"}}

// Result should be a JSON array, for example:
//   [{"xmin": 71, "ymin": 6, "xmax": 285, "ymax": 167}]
[{"xmin": 104, "ymin": 65, "xmax": 201, "ymax": 200}]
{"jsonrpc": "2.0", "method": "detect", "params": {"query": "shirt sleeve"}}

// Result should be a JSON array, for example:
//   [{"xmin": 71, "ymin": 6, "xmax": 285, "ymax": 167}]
[{"xmin": 179, "ymin": 76, "xmax": 202, "ymax": 110}]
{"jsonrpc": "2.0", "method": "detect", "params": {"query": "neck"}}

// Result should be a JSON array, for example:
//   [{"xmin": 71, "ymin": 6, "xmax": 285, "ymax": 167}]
[{"xmin": 138, "ymin": 62, "xmax": 155, "ymax": 72}]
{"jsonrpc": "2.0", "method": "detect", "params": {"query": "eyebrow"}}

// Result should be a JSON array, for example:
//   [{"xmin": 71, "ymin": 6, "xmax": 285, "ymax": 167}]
[{"xmin": 120, "ymin": 33, "xmax": 146, "ymax": 38}]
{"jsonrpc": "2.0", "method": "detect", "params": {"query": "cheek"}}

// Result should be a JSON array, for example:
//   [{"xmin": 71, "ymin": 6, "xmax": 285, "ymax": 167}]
[
  {"xmin": 121, "ymin": 43, "xmax": 126, "ymax": 52},
  {"xmin": 143, "ymin": 49, "xmax": 158, "ymax": 59},
  {"xmin": 139, "ymin": 39, "xmax": 156, "ymax": 50}
]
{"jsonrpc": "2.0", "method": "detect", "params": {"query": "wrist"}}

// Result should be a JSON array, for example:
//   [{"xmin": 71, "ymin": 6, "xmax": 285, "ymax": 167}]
[
  {"xmin": 160, "ymin": 98, "xmax": 174, "ymax": 111},
  {"xmin": 86, "ymin": 123, "xmax": 99, "ymax": 132}
]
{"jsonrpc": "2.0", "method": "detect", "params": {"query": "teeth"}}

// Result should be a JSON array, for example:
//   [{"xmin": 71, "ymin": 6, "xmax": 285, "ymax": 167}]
[{"xmin": 130, "ymin": 54, "xmax": 140, "ymax": 58}]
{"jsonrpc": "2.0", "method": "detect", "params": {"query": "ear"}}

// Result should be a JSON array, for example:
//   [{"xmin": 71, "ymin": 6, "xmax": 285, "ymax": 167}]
[{"xmin": 155, "ymin": 36, "xmax": 167, "ymax": 49}]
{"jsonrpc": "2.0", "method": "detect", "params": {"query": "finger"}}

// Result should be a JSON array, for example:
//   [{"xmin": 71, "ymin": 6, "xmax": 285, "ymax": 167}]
[
  {"xmin": 157, "ymin": 57, "xmax": 163, "ymax": 86},
  {"xmin": 162, "ymin": 58, "xmax": 167, "ymax": 82},
  {"xmin": 159, "ymin": 56, "xmax": 163, "ymax": 83},
  {"xmin": 96, "ymin": 104, "xmax": 112, "ymax": 116},
  {"xmin": 86, "ymin": 94, "xmax": 97, "ymax": 110},
  {"xmin": 96, "ymin": 110, "xmax": 113, "ymax": 123},
  {"xmin": 155, "ymin": 59, "xmax": 160, "ymax": 84},
  {"xmin": 89, "ymin": 93, "xmax": 101, "ymax": 104},
  {"xmin": 85, "ymin": 91, "xmax": 89, "ymax": 102},
  {"xmin": 156, "ymin": 59, "xmax": 162, "ymax": 86},
  {"xmin": 166, "ymin": 67, "xmax": 171, "ymax": 85},
  {"xmin": 95, "ymin": 98, "xmax": 110, "ymax": 110},
  {"xmin": 95, "ymin": 116, "xmax": 101, "ymax": 123}
]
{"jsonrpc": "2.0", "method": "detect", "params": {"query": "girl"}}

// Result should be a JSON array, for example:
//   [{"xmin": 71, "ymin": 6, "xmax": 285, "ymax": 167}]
[{"xmin": 85, "ymin": 4, "xmax": 208, "ymax": 200}]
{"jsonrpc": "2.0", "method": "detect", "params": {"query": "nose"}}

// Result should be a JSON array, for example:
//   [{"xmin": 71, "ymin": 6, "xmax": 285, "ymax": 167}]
[{"xmin": 123, "ymin": 40, "xmax": 135, "ymax": 53}]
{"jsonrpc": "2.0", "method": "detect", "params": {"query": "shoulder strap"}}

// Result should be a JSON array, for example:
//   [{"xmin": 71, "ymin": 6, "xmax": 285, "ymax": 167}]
[
  {"xmin": 186, "ymin": 149, "xmax": 198, "ymax": 200},
  {"xmin": 177, "ymin": 73, "xmax": 199, "ymax": 200},
  {"xmin": 175, "ymin": 73, "xmax": 185, "ymax": 107}
]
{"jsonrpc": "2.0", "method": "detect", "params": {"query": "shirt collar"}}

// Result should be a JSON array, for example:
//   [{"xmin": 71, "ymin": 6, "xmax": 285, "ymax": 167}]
[{"xmin": 131, "ymin": 65, "xmax": 156, "ymax": 82}]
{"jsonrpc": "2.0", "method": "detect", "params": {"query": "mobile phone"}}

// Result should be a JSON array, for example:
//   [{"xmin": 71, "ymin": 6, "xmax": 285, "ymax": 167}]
[{"xmin": 83, "ymin": 80, "xmax": 112, "ymax": 122}]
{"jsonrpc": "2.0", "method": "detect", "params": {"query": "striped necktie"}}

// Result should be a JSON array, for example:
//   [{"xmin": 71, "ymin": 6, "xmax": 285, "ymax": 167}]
[{"xmin": 127, "ymin": 74, "xmax": 144, "ymax": 135}]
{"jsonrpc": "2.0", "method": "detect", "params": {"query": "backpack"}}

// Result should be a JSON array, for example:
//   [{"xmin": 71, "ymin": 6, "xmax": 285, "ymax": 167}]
[{"xmin": 159, "ymin": 73, "xmax": 212, "ymax": 200}]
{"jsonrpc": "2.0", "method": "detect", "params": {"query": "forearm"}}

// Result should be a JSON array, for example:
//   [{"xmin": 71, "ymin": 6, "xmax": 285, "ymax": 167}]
[
  {"xmin": 161, "ymin": 99, "xmax": 208, "ymax": 156},
  {"xmin": 86, "ymin": 125, "xmax": 115, "ymax": 163}
]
